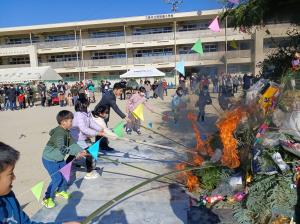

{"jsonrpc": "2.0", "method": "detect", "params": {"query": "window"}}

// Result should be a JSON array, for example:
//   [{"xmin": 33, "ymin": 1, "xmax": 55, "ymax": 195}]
[
  {"xmin": 91, "ymin": 51, "xmax": 126, "ymax": 60},
  {"xmin": 240, "ymin": 64, "xmax": 251, "ymax": 73},
  {"xmin": 48, "ymin": 54, "xmax": 79, "ymax": 62},
  {"xmin": 64, "ymin": 73, "xmax": 76, "ymax": 81},
  {"xmin": 9, "ymin": 56, "xmax": 30, "ymax": 64},
  {"xmin": 178, "ymin": 21, "xmax": 209, "ymax": 31},
  {"xmin": 134, "ymin": 48, "xmax": 173, "ymax": 57},
  {"xmin": 178, "ymin": 45, "xmax": 193, "ymax": 54},
  {"xmin": 89, "ymin": 30, "xmax": 124, "ymax": 38},
  {"xmin": 203, "ymin": 43, "xmax": 218, "ymax": 52},
  {"xmin": 263, "ymin": 37, "xmax": 288, "ymax": 49},
  {"xmin": 228, "ymin": 64, "xmax": 238, "ymax": 73},
  {"xmin": 45, "ymin": 34, "xmax": 76, "ymax": 42},
  {"xmin": 6, "ymin": 37, "xmax": 30, "ymax": 45},
  {"xmin": 133, "ymin": 26, "xmax": 172, "ymax": 35},
  {"xmin": 240, "ymin": 42, "xmax": 250, "ymax": 50}
]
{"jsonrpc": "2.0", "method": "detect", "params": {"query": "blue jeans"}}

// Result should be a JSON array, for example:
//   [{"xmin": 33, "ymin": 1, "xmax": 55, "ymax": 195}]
[
  {"xmin": 42, "ymin": 158, "xmax": 67, "ymax": 199},
  {"xmin": 9, "ymin": 100, "xmax": 16, "ymax": 110}
]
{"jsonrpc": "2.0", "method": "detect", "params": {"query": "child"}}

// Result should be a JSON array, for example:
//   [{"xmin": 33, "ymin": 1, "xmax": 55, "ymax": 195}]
[
  {"xmin": 92, "ymin": 105, "xmax": 118, "ymax": 151},
  {"xmin": 18, "ymin": 93, "xmax": 25, "ymax": 110},
  {"xmin": 70, "ymin": 98, "xmax": 103, "ymax": 179},
  {"xmin": 171, "ymin": 87, "xmax": 185, "ymax": 123},
  {"xmin": 197, "ymin": 86, "xmax": 212, "ymax": 122},
  {"xmin": 42, "ymin": 110, "xmax": 86, "ymax": 209},
  {"xmin": 67, "ymin": 93, "xmax": 73, "ymax": 107},
  {"xmin": 0, "ymin": 142, "xmax": 80, "ymax": 223},
  {"xmin": 125, "ymin": 86, "xmax": 153, "ymax": 135}
]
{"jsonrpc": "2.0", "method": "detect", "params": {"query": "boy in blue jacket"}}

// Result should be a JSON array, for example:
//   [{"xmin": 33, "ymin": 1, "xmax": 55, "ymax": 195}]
[{"xmin": 0, "ymin": 142, "xmax": 80, "ymax": 223}]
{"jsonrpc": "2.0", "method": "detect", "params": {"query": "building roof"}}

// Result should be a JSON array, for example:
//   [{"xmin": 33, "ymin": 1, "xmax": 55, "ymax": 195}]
[
  {"xmin": 0, "ymin": 66, "xmax": 62, "ymax": 84},
  {"xmin": 0, "ymin": 9, "xmax": 221, "ymax": 35}
]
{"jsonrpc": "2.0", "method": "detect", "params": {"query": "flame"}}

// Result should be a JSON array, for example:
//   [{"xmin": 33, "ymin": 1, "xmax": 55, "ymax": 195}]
[
  {"xmin": 217, "ymin": 108, "xmax": 244, "ymax": 169},
  {"xmin": 186, "ymin": 174, "xmax": 199, "ymax": 191},
  {"xmin": 187, "ymin": 112, "xmax": 213, "ymax": 156},
  {"xmin": 193, "ymin": 155, "xmax": 204, "ymax": 166}
]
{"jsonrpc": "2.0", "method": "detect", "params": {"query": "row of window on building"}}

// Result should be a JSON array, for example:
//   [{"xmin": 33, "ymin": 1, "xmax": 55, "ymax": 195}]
[
  {"xmin": 3, "ymin": 21, "xmax": 214, "ymax": 45},
  {"xmin": 0, "ymin": 42, "xmax": 252, "ymax": 64}
]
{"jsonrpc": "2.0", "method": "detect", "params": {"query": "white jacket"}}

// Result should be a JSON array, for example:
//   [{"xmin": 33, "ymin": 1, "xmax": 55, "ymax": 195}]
[{"xmin": 92, "ymin": 116, "xmax": 118, "ymax": 140}]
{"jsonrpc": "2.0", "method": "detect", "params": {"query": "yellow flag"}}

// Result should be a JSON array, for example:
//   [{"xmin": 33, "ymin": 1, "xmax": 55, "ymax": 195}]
[
  {"xmin": 31, "ymin": 181, "xmax": 44, "ymax": 201},
  {"xmin": 230, "ymin": 40, "xmax": 238, "ymax": 49},
  {"xmin": 133, "ymin": 104, "xmax": 144, "ymax": 121}
]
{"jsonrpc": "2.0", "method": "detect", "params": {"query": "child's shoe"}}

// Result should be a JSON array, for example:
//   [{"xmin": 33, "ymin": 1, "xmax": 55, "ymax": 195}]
[
  {"xmin": 136, "ymin": 130, "xmax": 142, "ymax": 135},
  {"xmin": 55, "ymin": 191, "xmax": 70, "ymax": 200},
  {"xmin": 84, "ymin": 171, "xmax": 99, "ymax": 180},
  {"xmin": 126, "ymin": 128, "xmax": 132, "ymax": 135},
  {"xmin": 42, "ymin": 198, "xmax": 56, "ymax": 208}
]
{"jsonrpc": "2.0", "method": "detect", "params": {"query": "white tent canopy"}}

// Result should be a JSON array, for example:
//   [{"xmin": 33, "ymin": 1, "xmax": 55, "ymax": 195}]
[
  {"xmin": 120, "ymin": 67, "xmax": 165, "ymax": 79},
  {"xmin": 0, "ymin": 66, "xmax": 62, "ymax": 84}
]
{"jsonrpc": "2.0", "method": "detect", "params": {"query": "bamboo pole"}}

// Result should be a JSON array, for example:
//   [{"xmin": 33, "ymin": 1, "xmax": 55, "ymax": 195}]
[
  {"xmin": 119, "ymin": 137, "xmax": 197, "ymax": 166},
  {"xmin": 100, "ymin": 156, "xmax": 184, "ymax": 186},
  {"xmin": 81, "ymin": 165, "xmax": 215, "ymax": 224}
]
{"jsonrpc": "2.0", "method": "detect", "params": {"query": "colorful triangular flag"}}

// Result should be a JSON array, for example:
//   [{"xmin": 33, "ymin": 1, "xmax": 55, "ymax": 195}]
[
  {"xmin": 75, "ymin": 178, "xmax": 84, "ymax": 189},
  {"xmin": 176, "ymin": 61, "xmax": 185, "ymax": 76},
  {"xmin": 87, "ymin": 140, "xmax": 100, "ymax": 160},
  {"xmin": 59, "ymin": 161, "xmax": 73, "ymax": 182},
  {"xmin": 191, "ymin": 39, "xmax": 204, "ymax": 55},
  {"xmin": 208, "ymin": 17, "xmax": 220, "ymax": 32},
  {"xmin": 113, "ymin": 121, "xmax": 125, "ymax": 137},
  {"xmin": 31, "ymin": 181, "xmax": 44, "ymax": 201},
  {"xmin": 230, "ymin": 40, "xmax": 238, "ymax": 49},
  {"xmin": 133, "ymin": 104, "xmax": 144, "ymax": 121},
  {"xmin": 228, "ymin": 0, "xmax": 239, "ymax": 4}
]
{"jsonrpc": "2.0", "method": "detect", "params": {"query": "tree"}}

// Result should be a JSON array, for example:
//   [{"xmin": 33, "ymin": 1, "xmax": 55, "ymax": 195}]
[{"xmin": 220, "ymin": 0, "xmax": 300, "ymax": 80}]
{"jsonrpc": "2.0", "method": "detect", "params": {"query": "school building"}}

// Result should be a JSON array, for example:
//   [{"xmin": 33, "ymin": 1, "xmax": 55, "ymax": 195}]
[{"xmin": 0, "ymin": 9, "xmax": 293, "ymax": 84}]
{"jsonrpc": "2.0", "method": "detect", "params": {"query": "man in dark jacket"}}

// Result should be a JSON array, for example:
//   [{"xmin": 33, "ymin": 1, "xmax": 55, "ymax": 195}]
[
  {"xmin": 6, "ymin": 85, "xmax": 17, "ymax": 111},
  {"xmin": 38, "ymin": 82, "xmax": 47, "ymax": 107},
  {"xmin": 94, "ymin": 82, "xmax": 129, "ymax": 124}
]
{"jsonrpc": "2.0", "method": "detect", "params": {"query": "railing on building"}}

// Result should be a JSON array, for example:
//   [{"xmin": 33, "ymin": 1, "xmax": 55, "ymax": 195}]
[
  {"xmin": 39, "ymin": 60, "xmax": 78, "ymax": 68},
  {"xmin": 0, "ymin": 64, "xmax": 30, "ymax": 69},
  {"xmin": 38, "ymin": 50, "xmax": 251, "ymax": 69},
  {"xmin": 82, "ymin": 36, "xmax": 125, "ymax": 46},
  {"xmin": 37, "ymin": 40, "xmax": 78, "ymax": 49}
]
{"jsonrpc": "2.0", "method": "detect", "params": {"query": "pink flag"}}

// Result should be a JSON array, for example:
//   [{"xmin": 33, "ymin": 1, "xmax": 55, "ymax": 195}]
[
  {"xmin": 60, "ymin": 161, "xmax": 73, "ymax": 182},
  {"xmin": 228, "ymin": 0, "xmax": 239, "ymax": 4},
  {"xmin": 208, "ymin": 17, "xmax": 220, "ymax": 32}
]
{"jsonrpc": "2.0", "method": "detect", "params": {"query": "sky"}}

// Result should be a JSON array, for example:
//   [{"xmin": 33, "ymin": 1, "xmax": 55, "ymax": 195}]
[{"xmin": 0, "ymin": 0, "xmax": 222, "ymax": 28}]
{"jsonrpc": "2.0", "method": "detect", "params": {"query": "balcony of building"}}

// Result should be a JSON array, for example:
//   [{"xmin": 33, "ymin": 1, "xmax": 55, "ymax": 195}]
[{"xmin": 40, "ymin": 49, "xmax": 251, "ymax": 73}]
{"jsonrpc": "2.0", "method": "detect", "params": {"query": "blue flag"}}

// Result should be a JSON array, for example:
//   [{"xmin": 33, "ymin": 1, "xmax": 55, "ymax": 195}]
[
  {"xmin": 175, "ymin": 61, "xmax": 185, "ymax": 76},
  {"xmin": 87, "ymin": 140, "xmax": 100, "ymax": 160}
]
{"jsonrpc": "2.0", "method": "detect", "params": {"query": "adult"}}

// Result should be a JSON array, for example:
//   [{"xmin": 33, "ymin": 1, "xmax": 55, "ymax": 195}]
[
  {"xmin": 162, "ymin": 79, "xmax": 168, "ymax": 96},
  {"xmin": 119, "ymin": 79, "xmax": 127, "ymax": 100},
  {"xmin": 6, "ymin": 85, "xmax": 17, "ymax": 111},
  {"xmin": 57, "ymin": 80, "xmax": 66, "ymax": 107},
  {"xmin": 25, "ymin": 84, "xmax": 34, "ymax": 107},
  {"xmin": 144, "ymin": 80, "xmax": 151, "ymax": 99},
  {"xmin": 243, "ymin": 73, "xmax": 252, "ymax": 91},
  {"xmin": 70, "ymin": 83, "xmax": 79, "ymax": 106},
  {"xmin": 95, "ymin": 82, "xmax": 130, "ymax": 124},
  {"xmin": 38, "ymin": 82, "xmax": 47, "ymax": 107},
  {"xmin": 233, "ymin": 75, "xmax": 239, "ymax": 94}
]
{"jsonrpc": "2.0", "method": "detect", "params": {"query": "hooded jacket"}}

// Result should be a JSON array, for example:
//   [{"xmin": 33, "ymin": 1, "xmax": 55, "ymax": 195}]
[
  {"xmin": 42, "ymin": 126, "xmax": 82, "ymax": 162},
  {"xmin": 0, "ymin": 191, "xmax": 58, "ymax": 224}
]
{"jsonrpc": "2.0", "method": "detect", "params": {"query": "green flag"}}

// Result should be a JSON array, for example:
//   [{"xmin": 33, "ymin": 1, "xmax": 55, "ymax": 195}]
[
  {"xmin": 191, "ymin": 39, "xmax": 204, "ymax": 55},
  {"xmin": 113, "ymin": 121, "xmax": 125, "ymax": 137},
  {"xmin": 31, "ymin": 181, "xmax": 44, "ymax": 201}
]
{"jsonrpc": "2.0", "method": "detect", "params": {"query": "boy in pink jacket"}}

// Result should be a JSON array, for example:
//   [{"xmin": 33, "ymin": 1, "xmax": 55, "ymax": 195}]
[{"xmin": 126, "ymin": 87, "xmax": 153, "ymax": 135}]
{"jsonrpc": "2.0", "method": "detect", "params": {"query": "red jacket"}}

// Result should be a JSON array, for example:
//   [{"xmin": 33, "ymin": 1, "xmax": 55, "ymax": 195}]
[{"xmin": 18, "ymin": 94, "xmax": 25, "ymax": 102}]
